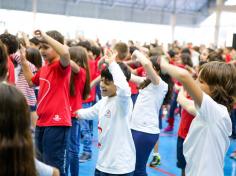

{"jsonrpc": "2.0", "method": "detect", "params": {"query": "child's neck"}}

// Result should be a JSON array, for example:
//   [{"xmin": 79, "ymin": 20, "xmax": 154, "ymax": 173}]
[
  {"xmin": 108, "ymin": 93, "xmax": 117, "ymax": 98},
  {"xmin": 48, "ymin": 57, "xmax": 59, "ymax": 64}
]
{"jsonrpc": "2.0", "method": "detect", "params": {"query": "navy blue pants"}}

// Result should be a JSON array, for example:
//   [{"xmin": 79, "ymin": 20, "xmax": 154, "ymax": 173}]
[
  {"xmin": 95, "ymin": 169, "xmax": 134, "ymax": 176},
  {"xmin": 35, "ymin": 126, "xmax": 70, "ymax": 176},
  {"xmin": 131, "ymin": 129, "xmax": 159, "ymax": 176},
  {"xmin": 176, "ymin": 136, "xmax": 186, "ymax": 169},
  {"xmin": 230, "ymin": 109, "xmax": 236, "ymax": 138},
  {"xmin": 66, "ymin": 118, "xmax": 80, "ymax": 176},
  {"xmin": 167, "ymin": 91, "xmax": 178, "ymax": 119}
]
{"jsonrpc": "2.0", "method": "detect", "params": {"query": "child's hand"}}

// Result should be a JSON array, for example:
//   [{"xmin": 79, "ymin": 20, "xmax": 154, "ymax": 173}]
[
  {"xmin": 73, "ymin": 110, "xmax": 80, "ymax": 119},
  {"xmin": 34, "ymin": 30, "xmax": 46, "ymax": 42},
  {"xmin": 104, "ymin": 48, "xmax": 113, "ymax": 58},
  {"xmin": 104, "ymin": 51, "xmax": 117, "ymax": 65},
  {"xmin": 98, "ymin": 56, "xmax": 108, "ymax": 70},
  {"xmin": 19, "ymin": 44, "xmax": 27, "ymax": 63},
  {"xmin": 131, "ymin": 50, "xmax": 146, "ymax": 62}
]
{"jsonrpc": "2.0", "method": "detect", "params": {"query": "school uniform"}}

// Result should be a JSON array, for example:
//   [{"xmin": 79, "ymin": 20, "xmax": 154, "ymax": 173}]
[
  {"xmin": 130, "ymin": 79, "xmax": 168, "ymax": 176},
  {"xmin": 32, "ymin": 59, "xmax": 71, "ymax": 176},
  {"xmin": 77, "ymin": 61, "xmax": 136, "ymax": 175},
  {"xmin": 183, "ymin": 93, "xmax": 232, "ymax": 176},
  {"xmin": 7, "ymin": 56, "xmax": 15, "ymax": 84},
  {"xmin": 80, "ymin": 59, "xmax": 97, "ymax": 157},
  {"xmin": 176, "ymin": 97, "xmax": 195, "ymax": 169},
  {"xmin": 67, "ymin": 67, "xmax": 86, "ymax": 176}
]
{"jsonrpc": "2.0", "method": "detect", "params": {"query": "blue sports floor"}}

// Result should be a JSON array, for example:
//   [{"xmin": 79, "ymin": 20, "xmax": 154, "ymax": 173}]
[{"xmin": 79, "ymin": 116, "xmax": 236, "ymax": 176}]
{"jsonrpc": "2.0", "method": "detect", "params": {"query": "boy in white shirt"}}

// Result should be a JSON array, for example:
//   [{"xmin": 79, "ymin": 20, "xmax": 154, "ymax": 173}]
[
  {"xmin": 75, "ymin": 53, "xmax": 135, "ymax": 176},
  {"xmin": 160, "ymin": 59, "xmax": 236, "ymax": 176}
]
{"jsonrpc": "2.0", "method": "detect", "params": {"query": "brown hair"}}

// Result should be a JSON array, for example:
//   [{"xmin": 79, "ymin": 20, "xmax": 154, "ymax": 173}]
[
  {"xmin": 46, "ymin": 30, "xmax": 64, "ymax": 44},
  {"xmin": 26, "ymin": 48, "xmax": 42, "ymax": 70},
  {"xmin": 199, "ymin": 61, "xmax": 236, "ymax": 111},
  {"xmin": 69, "ymin": 46, "xmax": 91, "ymax": 100},
  {"xmin": 114, "ymin": 42, "xmax": 129, "ymax": 60},
  {"xmin": 0, "ymin": 41, "xmax": 8, "ymax": 81},
  {"xmin": 0, "ymin": 83, "xmax": 37, "ymax": 176}
]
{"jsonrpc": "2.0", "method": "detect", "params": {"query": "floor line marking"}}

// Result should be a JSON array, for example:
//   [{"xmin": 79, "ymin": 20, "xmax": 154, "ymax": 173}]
[{"xmin": 148, "ymin": 165, "xmax": 176, "ymax": 176}]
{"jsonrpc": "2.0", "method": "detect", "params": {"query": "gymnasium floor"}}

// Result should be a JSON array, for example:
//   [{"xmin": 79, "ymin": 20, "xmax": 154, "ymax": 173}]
[{"xmin": 79, "ymin": 116, "xmax": 236, "ymax": 176}]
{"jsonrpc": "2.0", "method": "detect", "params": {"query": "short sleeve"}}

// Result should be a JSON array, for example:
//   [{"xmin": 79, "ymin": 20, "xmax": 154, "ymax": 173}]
[
  {"xmin": 197, "ymin": 93, "xmax": 228, "ymax": 122},
  {"xmin": 58, "ymin": 62, "xmax": 71, "ymax": 76},
  {"xmin": 35, "ymin": 159, "xmax": 53, "ymax": 176},
  {"xmin": 31, "ymin": 69, "xmax": 41, "ymax": 86}
]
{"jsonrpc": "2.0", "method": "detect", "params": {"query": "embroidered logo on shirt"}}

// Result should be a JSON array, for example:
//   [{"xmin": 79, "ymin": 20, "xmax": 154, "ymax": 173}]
[
  {"xmin": 104, "ymin": 110, "xmax": 111, "ymax": 118},
  {"xmin": 53, "ymin": 115, "xmax": 61, "ymax": 122}
]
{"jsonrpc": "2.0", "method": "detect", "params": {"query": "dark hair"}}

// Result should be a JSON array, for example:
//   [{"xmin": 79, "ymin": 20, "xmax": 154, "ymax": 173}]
[
  {"xmin": 46, "ymin": 30, "xmax": 64, "ymax": 44},
  {"xmin": 29, "ymin": 37, "xmax": 40, "ymax": 46},
  {"xmin": 69, "ymin": 46, "xmax": 91, "ymax": 99},
  {"xmin": 199, "ymin": 61, "xmax": 236, "ymax": 111},
  {"xmin": 91, "ymin": 46, "xmax": 101, "ymax": 58},
  {"xmin": 129, "ymin": 46, "xmax": 139, "ymax": 55},
  {"xmin": 181, "ymin": 53, "xmax": 193, "ymax": 67},
  {"xmin": 0, "ymin": 33, "xmax": 19, "ymax": 55},
  {"xmin": 77, "ymin": 41, "xmax": 91, "ymax": 51},
  {"xmin": 0, "ymin": 41, "xmax": 8, "ymax": 81},
  {"xmin": 26, "ymin": 48, "xmax": 42, "ymax": 69},
  {"xmin": 66, "ymin": 39, "xmax": 77, "ymax": 47},
  {"xmin": 138, "ymin": 56, "xmax": 174, "ymax": 105},
  {"xmin": 101, "ymin": 62, "xmax": 131, "ymax": 82},
  {"xmin": 114, "ymin": 42, "xmax": 129, "ymax": 60},
  {"xmin": 207, "ymin": 51, "xmax": 224, "ymax": 62},
  {"xmin": 181, "ymin": 48, "xmax": 191, "ymax": 55},
  {"xmin": 168, "ymin": 50, "xmax": 176, "ymax": 58},
  {"xmin": 0, "ymin": 83, "xmax": 37, "ymax": 176}
]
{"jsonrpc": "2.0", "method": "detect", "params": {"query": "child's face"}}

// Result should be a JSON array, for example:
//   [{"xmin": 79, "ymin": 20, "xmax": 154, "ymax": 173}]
[
  {"xmin": 39, "ymin": 43, "xmax": 58, "ymax": 63},
  {"xmin": 100, "ymin": 77, "xmax": 116, "ymax": 97},
  {"xmin": 196, "ymin": 74, "xmax": 211, "ymax": 96},
  {"xmin": 200, "ymin": 49, "xmax": 208, "ymax": 61}
]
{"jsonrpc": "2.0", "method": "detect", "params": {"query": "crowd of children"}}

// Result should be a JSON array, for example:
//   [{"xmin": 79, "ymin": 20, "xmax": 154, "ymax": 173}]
[{"xmin": 0, "ymin": 29, "xmax": 236, "ymax": 176}]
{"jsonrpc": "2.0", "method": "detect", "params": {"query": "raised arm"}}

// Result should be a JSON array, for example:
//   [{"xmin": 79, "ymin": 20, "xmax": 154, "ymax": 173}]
[
  {"xmin": 34, "ymin": 30, "xmax": 70, "ymax": 67},
  {"xmin": 130, "ymin": 74, "xmax": 145, "ymax": 86},
  {"xmin": 177, "ymin": 87, "xmax": 196, "ymax": 116},
  {"xmin": 160, "ymin": 57, "xmax": 203, "ymax": 107},
  {"xmin": 20, "ymin": 47, "xmax": 34, "ymax": 87},
  {"xmin": 132, "ymin": 50, "xmax": 160, "ymax": 85},
  {"xmin": 21, "ymin": 32, "xmax": 31, "ymax": 48},
  {"xmin": 90, "ymin": 75, "xmax": 101, "ymax": 89},
  {"xmin": 106, "ymin": 53, "xmax": 130, "ymax": 97},
  {"xmin": 70, "ymin": 60, "xmax": 80, "ymax": 73}
]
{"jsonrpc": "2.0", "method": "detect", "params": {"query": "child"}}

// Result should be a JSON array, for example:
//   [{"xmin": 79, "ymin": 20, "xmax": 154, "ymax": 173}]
[
  {"xmin": 0, "ymin": 33, "xmax": 17, "ymax": 84},
  {"xmin": 0, "ymin": 83, "xmax": 59, "ymax": 176},
  {"xmin": 20, "ymin": 30, "xmax": 71, "ymax": 176},
  {"xmin": 129, "ymin": 50, "xmax": 171, "ymax": 176},
  {"xmin": 176, "ymin": 88, "xmax": 196, "ymax": 176},
  {"xmin": 77, "ymin": 40, "xmax": 95, "ymax": 163},
  {"xmin": 13, "ymin": 47, "xmax": 38, "ymax": 130},
  {"xmin": 66, "ymin": 46, "xmax": 91, "ymax": 176},
  {"xmin": 164, "ymin": 52, "xmax": 193, "ymax": 132},
  {"xmin": 0, "ymin": 40, "xmax": 8, "ymax": 81},
  {"xmin": 160, "ymin": 58, "xmax": 236, "ymax": 176},
  {"xmin": 75, "ymin": 53, "xmax": 135, "ymax": 176}
]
